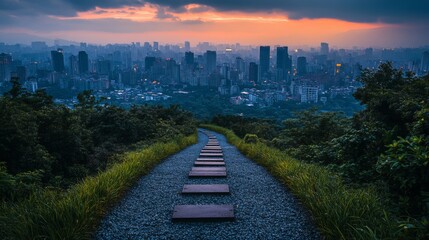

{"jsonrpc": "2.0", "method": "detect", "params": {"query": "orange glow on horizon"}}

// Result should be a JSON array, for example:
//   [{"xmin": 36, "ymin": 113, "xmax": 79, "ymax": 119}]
[{"xmin": 51, "ymin": 4, "xmax": 387, "ymax": 47}]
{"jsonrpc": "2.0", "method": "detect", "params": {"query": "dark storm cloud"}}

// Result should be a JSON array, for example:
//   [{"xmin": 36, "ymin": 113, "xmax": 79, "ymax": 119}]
[
  {"xmin": 146, "ymin": 0, "xmax": 429, "ymax": 23},
  {"xmin": 0, "ymin": 0, "xmax": 428, "ymax": 24}
]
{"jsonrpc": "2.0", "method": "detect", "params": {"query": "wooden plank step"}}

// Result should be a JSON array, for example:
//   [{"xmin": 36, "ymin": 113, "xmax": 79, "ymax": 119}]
[
  {"xmin": 189, "ymin": 171, "xmax": 227, "ymax": 177},
  {"xmin": 206, "ymin": 143, "xmax": 220, "ymax": 145},
  {"xmin": 196, "ymin": 158, "xmax": 224, "ymax": 162},
  {"xmin": 200, "ymin": 153, "xmax": 223, "ymax": 157},
  {"xmin": 172, "ymin": 205, "xmax": 234, "ymax": 220},
  {"xmin": 194, "ymin": 161, "xmax": 225, "ymax": 166},
  {"xmin": 182, "ymin": 184, "xmax": 230, "ymax": 194},
  {"xmin": 192, "ymin": 167, "xmax": 226, "ymax": 171},
  {"xmin": 201, "ymin": 150, "xmax": 223, "ymax": 153},
  {"xmin": 208, "ymin": 136, "xmax": 217, "ymax": 139},
  {"xmin": 203, "ymin": 146, "xmax": 222, "ymax": 149}
]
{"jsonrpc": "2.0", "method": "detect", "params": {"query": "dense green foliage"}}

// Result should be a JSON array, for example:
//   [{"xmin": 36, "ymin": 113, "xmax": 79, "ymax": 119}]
[
  {"xmin": 210, "ymin": 63, "xmax": 429, "ymax": 239},
  {"xmin": 0, "ymin": 134, "xmax": 197, "ymax": 239},
  {"xmin": 159, "ymin": 87, "xmax": 363, "ymax": 121},
  {"xmin": 0, "ymin": 80, "xmax": 196, "ymax": 202},
  {"xmin": 202, "ymin": 124, "xmax": 395, "ymax": 239}
]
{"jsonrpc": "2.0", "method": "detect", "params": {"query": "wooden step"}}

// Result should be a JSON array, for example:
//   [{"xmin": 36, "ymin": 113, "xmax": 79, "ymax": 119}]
[
  {"xmin": 203, "ymin": 146, "xmax": 222, "ymax": 150},
  {"xmin": 196, "ymin": 158, "xmax": 224, "ymax": 162},
  {"xmin": 199, "ymin": 153, "xmax": 223, "ymax": 157},
  {"xmin": 189, "ymin": 171, "xmax": 227, "ymax": 177},
  {"xmin": 172, "ymin": 205, "xmax": 234, "ymax": 220},
  {"xmin": 200, "ymin": 150, "xmax": 223, "ymax": 153},
  {"xmin": 192, "ymin": 167, "xmax": 226, "ymax": 171},
  {"xmin": 194, "ymin": 161, "xmax": 225, "ymax": 166},
  {"xmin": 182, "ymin": 184, "xmax": 230, "ymax": 194}
]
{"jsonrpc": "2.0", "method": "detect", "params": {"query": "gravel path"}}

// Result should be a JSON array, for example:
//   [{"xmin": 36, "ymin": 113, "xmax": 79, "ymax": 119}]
[{"xmin": 95, "ymin": 130, "xmax": 320, "ymax": 239}]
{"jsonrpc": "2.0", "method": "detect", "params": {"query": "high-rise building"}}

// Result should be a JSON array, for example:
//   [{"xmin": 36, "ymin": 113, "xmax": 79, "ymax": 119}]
[
  {"xmin": 97, "ymin": 60, "xmax": 111, "ymax": 75},
  {"xmin": 259, "ymin": 46, "xmax": 270, "ymax": 80},
  {"xmin": 51, "ymin": 49, "xmax": 65, "ymax": 72},
  {"xmin": 185, "ymin": 51, "xmax": 194, "ymax": 66},
  {"xmin": 184, "ymin": 41, "xmax": 190, "ymax": 52},
  {"xmin": 205, "ymin": 50, "xmax": 217, "ymax": 74},
  {"xmin": 235, "ymin": 57, "xmax": 245, "ymax": 74},
  {"xmin": 321, "ymin": 42, "xmax": 329, "ymax": 55},
  {"xmin": 297, "ymin": 57, "xmax": 307, "ymax": 76},
  {"xmin": 249, "ymin": 62, "xmax": 258, "ymax": 83},
  {"xmin": 276, "ymin": 46, "xmax": 290, "ymax": 81},
  {"xmin": 0, "ymin": 53, "xmax": 12, "ymax": 82},
  {"xmin": 145, "ymin": 57, "xmax": 156, "ymax": 72},
  {"xmin": 421, "ymin": 51, "xmax": 429, "ymax": 73},
  {"xmin": 153, "ymin": 42, "xmax": 159, "ymax": 51},
  {"xmin": 78, "ymin": 51, "xmax": 89, "ymax": 74},
  {"xmin": 69, "ymin": 55, "xmax": 78, "ymax": 76}
]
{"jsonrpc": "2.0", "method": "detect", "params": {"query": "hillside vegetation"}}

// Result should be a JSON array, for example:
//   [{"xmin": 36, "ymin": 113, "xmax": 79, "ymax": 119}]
[
  {"xmin": 209, "ymin": 62, "xmax": 429, "ymax": 239},
  {"xmin": 0, "ymin": 82, "xmax": 197, "ymax": 239}
]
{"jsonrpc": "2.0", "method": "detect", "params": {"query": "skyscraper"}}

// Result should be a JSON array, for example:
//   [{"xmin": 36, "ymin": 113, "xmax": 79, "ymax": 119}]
[
  {"xmin": 78, "ymin": 51, "xmax": 89, "ymax": 74},
  {"xmin": 185, "ymin": 51, "xmax": 194, "ymax": 66},
  {"xmin": 69, "ymin": 55, "xmax": 78, "ymax": 76},
  {"xmin": 259, "ymin": 46, "xmax": 270, "ymax": 80},
  {"xmin": 51, "ymin": 49, "xmax": 65, "ymax": 72},
  {"xmin": 276, "ymin": 46, "xmax": 290, "ymax": 81},
  {"xmin": 0, "ymin": 53, "xmax": 12, "ymax": 82},
  {"xmin": 145, "ymin": 57, "xmax": 156, "ymax": 72},
  {"xmin": 321, "ymin": 42, "xmax": 329, "ymax": 55},
  {"xmin": 205, "ymin": 50, "xmax": 217, "ymax": 74},
  {"xmin": 297, "ymin": 57, "xmax": 307, "ymax": 76},
  {"xmin": 184, "ymin": 41, "xmax": 190, "ymax": 52},
  {"xmin": 153, "ymin": 41, "xmax": 159, "ymax": 51},
  {"xmin": 249, "ymin": 62, "xmax": 258, "ymax": 83}
]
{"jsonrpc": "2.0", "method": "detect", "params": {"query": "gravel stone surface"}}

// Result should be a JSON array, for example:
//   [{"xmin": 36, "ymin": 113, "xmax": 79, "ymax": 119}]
[{"xmin": 95, "ymin": 130, "xmax": 320, "ymax": 239}]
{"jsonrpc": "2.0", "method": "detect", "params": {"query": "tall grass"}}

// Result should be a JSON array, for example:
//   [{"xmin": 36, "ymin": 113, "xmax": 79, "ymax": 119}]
[
  {"xmin": 201, "ymin": 124, "xmax": 396, "ymax": 240},
  {"xmin": 0, "ymin": 133, "xmax": 197, "ymax": 240}
]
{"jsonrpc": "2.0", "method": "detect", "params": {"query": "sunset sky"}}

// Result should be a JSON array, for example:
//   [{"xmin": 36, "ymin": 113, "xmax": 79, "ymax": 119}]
[{"xmin": 1, "ymin": 0, "xmax": 428, "ymax": 48}]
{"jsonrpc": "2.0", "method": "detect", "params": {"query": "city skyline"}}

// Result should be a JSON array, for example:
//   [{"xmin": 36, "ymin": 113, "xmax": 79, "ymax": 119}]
[{"xmin": 1, "ymin": 1, "xmax": 429, "ymax": 48}]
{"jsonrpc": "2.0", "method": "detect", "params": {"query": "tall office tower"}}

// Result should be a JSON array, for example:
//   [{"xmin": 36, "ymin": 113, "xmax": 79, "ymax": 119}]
[
  {"xmin": 259, "ymin": 46, "xmax": 270, "ymax": 80},
  {"xmin": 421, "ymin": 51, "xmax": 429, "ymax": 73},
  {"xmin": 145, "ymin": 56, "xmax": 156, "ymax": 72},
  {"xmin": 166, "ymin": 59, "xmax": 180, "ymax": 84},
  {"xmin": 153, "ymin": 42, "xmax": 159, "ymax": 51},
  {"xmin": 249, "ymin": 62, "xmax": 258, "ymax": 83},
  {"xmin": 78, "ymin": 51, "xmax": 89, "ymax": 74},
  {"xmin": 69, "ymin": 55, "xmax": 78, "ymax": 76},
  {"xmin": 0, "ymin": 53, "xmax": 12, "ymax": 82},
  {"xmin": 184, "ymin": 41, "xmax": 191, "ymax": 52},
  {"xmin": 205, "ymin": 50, "xmax": 217, "ymax": 74},
  {"xmin": 276, "ymin": 46, "xmax": 290, "ymax": 81},
  {"xmin": 235, "ymin": 57, "xmax": 245, "ymax": 73},
  {"xmin": 185, "ymin": 51, "xmax": 194, "ymax": 66},
  {"xmin": 51, "ymin": 49, "xmax": 65, "ymax": 72},
  {"xmin": 321, "ymin": 42, "xmax": 329, "ymax": 55},
  {"xmin": 297, "ymin": 56, "xmax": 307, "ymax": 76}
]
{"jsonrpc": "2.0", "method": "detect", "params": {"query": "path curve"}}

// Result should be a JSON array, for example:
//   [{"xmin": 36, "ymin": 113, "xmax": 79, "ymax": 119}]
[{"xmin": 95, "ymin": 130, "xmax": 320, "ymax": 239}]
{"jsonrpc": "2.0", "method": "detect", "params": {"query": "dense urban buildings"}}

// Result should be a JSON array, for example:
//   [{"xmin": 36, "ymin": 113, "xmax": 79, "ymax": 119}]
[{"xmin": 0, "ymin": 40, "xmax": 428, "ymax": 108}]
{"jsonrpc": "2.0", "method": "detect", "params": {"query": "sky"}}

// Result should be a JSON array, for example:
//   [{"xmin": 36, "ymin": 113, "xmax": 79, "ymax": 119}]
[{"xmin": 0, "ymin": 0, "xmax": 428, "ymax": 48}]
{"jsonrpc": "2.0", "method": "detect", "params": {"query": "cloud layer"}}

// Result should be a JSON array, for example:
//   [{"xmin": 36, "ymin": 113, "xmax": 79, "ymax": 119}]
[{"xmin": 1, "ymin": 0, "xmax": 428, "ymax": 24}]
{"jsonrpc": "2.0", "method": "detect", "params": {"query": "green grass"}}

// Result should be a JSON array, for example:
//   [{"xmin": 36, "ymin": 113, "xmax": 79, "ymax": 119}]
[
  {"xmin": 201, "ymin": 124, "xmax": 396, "ymax": 240},
  {"xmin": 0, "ymin": 133, "xmax": 197, "ymax": 240}
]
